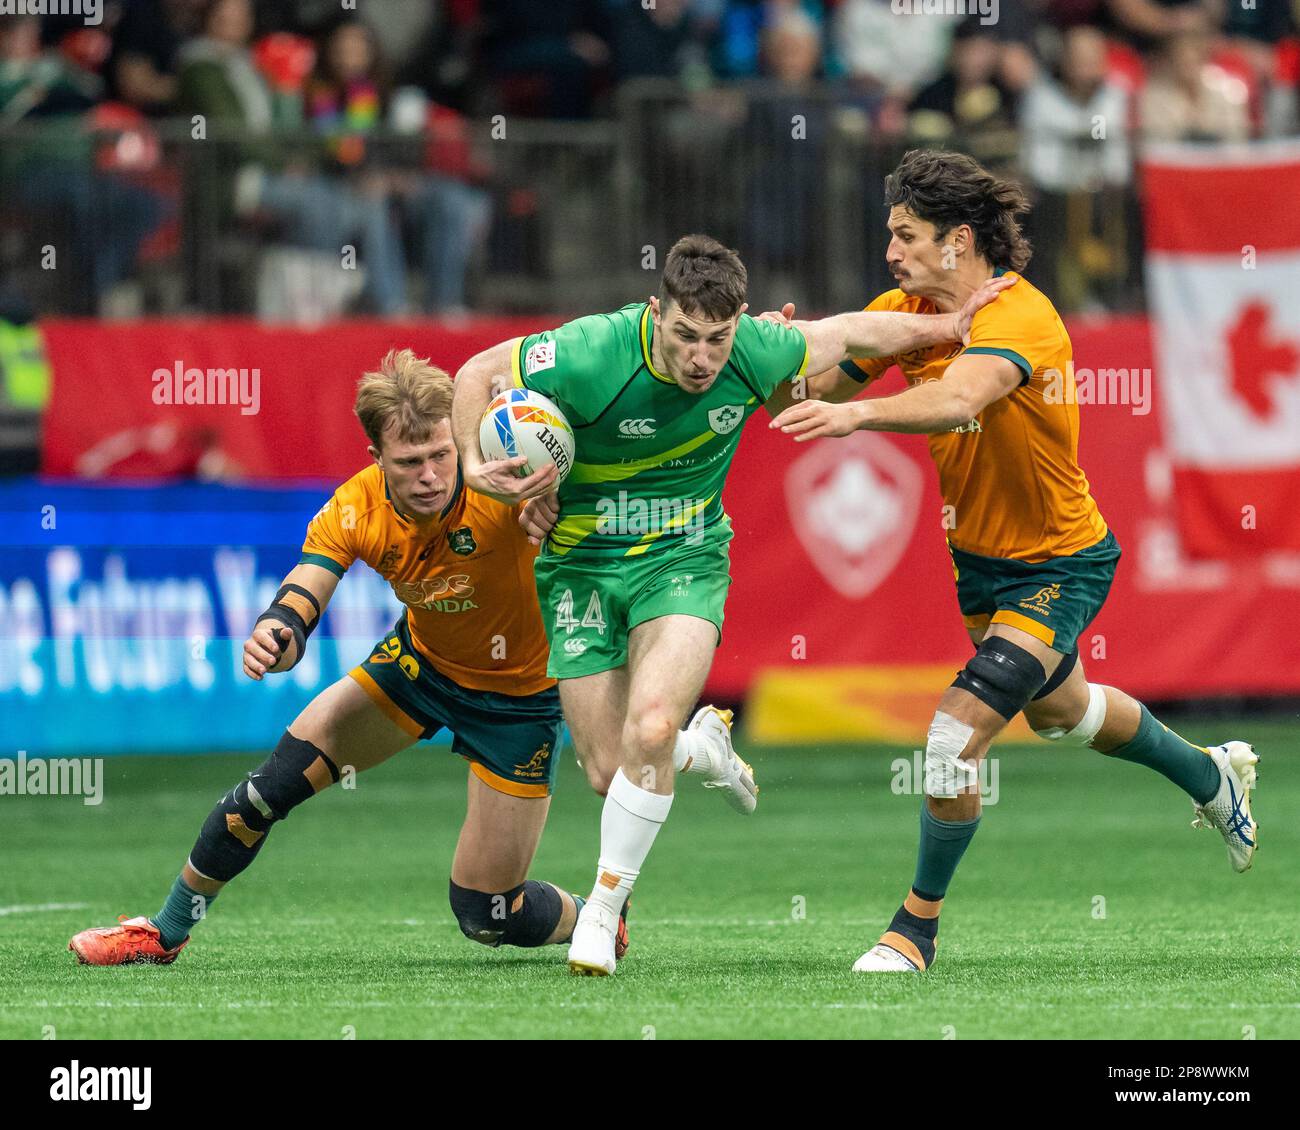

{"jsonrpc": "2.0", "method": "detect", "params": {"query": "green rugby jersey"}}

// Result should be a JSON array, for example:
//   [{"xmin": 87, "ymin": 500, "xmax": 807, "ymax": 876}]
[{"xmin": 510, "ymin": 302, "xmax": 809, "ymax": 557}]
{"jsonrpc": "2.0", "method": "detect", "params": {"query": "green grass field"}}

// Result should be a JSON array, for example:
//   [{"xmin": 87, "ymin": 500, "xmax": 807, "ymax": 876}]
[{"xmin": 2, "ymin": 719, "xmax": 1296, "ymax": 1040}]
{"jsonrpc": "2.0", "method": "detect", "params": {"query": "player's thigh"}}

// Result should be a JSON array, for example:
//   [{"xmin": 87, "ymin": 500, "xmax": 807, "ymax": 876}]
[
  {"xmin": 450, "ymin": 769, "xmax": 551, "ymax": 891},
  {"xmin": 559, "ymin": 666, "xmax": 629, "ymax": 773},
  {"xmin": 625, "ymin": 614, "xmax": 717, "ymax": 727},
  {"xmin": 287, "ymin": 675, "xmax": 415, "ymax": 774}
]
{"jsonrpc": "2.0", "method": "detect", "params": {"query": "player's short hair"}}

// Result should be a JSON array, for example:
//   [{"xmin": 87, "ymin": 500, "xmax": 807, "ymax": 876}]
[
  {"xmin": 660, "ymin": 234, "xmax": 748, "ymax": 321},
  {"xmin": 884, "ymin": 150, "xmax": 1032, "ymax": 272},
  {"xmin": 354, "ymin": 349, "xmax": 453, "ymax": 451}
]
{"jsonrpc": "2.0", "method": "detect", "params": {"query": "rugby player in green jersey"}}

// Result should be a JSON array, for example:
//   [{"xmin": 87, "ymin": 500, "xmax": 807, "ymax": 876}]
[{"xmin": 451, "ymin": 234, "xmax": 1010, "ymax": 975}]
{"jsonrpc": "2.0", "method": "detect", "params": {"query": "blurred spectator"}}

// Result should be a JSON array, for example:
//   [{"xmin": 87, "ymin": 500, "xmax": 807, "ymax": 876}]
[
  {"xmin": 307, "ymin": 19, "xmax": 491, "ymax": 313},
  {"xmin": 481, "ymin": 0, "xmax": 610, "ymax": 118},
  {"xmin": 1138, "ymin": 28, "xmax": 1252, "ymax": 141},
  {"xmin": 1022, "ymin": 26, "xmax": 1131, "ymax": 190},
  {"xmin": 717, "ymin": 0, "xmax": 829, "ymax": 79},
  {"xmin": 1021, "ymin": 25, "xmax": 1134, "ymax": 310},
  {"xmin": 0, "ymin": 14, "xmax": 168, "ymax": 314},
  {"xmin": 608, "ymin": 0, "xmax": 717, "ymax": 87},
  {"xmin": 834, "ymin": 0, "xmax": 958, "ymax": 121},
  {"xmin": 177, "ymin": 0, "xmax": 408, "ymax": 314},
  {"xmin": 746, "ymin": 8, "xmax": 825, "ymax": 271},
  {"xmin": 108, "ymin": 0, "xmax": 205, "ymax": 115},
  {"xmin": 907, "ymin": 23, "xmax": 1021, "ymax": 169},
  {"xmin": 1106, "ymin": 0, "xmax": 1222, "ymax": 48}
]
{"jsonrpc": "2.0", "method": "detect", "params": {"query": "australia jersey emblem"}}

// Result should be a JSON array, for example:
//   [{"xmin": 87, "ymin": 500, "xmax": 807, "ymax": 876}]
[
  {"xmin": 448, "ymin": 527, "xmax": 477, "ymax": 556},
  {"xmin": 707, "ymin": 404, "xmax": 745, "ymax": 435}
]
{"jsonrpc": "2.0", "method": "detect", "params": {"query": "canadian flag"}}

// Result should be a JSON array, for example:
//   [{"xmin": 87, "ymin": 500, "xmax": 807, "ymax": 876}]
[{"xmin": 1143, "ymin": 143, "xmax": 1300, "ymax": 557}]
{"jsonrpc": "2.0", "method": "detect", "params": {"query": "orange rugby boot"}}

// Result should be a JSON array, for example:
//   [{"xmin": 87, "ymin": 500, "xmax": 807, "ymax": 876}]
[{"xmin": 69, "ymin": 916, "xmax": 188, "ymax": 966}]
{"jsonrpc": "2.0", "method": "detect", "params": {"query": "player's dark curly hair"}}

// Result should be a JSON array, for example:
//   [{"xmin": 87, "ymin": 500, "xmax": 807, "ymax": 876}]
[
  {"xmin": 884, "ymin": 150, "xmax": 1032, "ymax": 272},
  {"xmin": 661, "ymin": 234, "xmax": 748, "ymax": 321}
]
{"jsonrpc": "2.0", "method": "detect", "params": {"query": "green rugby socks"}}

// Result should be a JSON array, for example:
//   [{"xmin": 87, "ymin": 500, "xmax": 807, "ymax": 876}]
[
  {"xmin": 151, "ymin": 875, "xmax": 215, "ymax": 951},
  {"xmin": 1105, "ymin": 704, "xmax": 1220, "ymax": 804},
  {"xmin": 913, "ymin": 803, "xmax": 981, "ymax": 899}
]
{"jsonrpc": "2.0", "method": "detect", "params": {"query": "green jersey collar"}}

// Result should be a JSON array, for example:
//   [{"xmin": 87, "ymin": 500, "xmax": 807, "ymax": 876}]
[{"xmin": 640, "ymin": 304, "xmax": 676, "ymax": 385}]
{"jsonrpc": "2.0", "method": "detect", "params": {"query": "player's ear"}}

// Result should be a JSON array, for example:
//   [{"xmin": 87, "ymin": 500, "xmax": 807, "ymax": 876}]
[
  {"xmin": 740, "ymin": 303, "xmax": 749, "ymax": 316},
  {"xmin": 367, "ymin": 444, "xmax": 382, "ymax": 468}
]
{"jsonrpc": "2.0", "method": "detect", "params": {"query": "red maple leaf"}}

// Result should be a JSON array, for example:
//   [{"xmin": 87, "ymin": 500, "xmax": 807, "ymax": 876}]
[{"xmin": 1226, "ymin": 300, "xmax": 1300, "ymax": 421}]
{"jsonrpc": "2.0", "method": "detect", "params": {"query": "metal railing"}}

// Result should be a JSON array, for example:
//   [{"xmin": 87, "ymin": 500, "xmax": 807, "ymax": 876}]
[{"xmin": 0, "ymin": 82, "xmax": 1146, "ymax": 319}]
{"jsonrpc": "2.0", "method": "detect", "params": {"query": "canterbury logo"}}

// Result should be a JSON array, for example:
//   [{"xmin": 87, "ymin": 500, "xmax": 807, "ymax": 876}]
[
  {"xmin": 618, "ymin": 418, "xmax": 656, "ymax": 437},
  {"xmin": 563, "ymin": 638, "xmax": 588, "ymax": 655}
]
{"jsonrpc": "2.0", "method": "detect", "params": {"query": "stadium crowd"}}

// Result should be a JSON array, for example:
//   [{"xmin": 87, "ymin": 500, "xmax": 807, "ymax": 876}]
[{"xmin": 1, "ymin": 0, "xmax": 1298, "ymax": 320}]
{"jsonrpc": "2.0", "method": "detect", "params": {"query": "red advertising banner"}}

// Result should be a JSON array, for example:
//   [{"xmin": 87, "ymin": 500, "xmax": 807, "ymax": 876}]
[{"xmin": 38, "ymin": 316, "xmax": 1300, "ymax": 701}]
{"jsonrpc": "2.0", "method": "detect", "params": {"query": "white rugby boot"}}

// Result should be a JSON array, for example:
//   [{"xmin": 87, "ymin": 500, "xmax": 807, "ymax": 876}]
[
  {"xmin": 852, "ymin": 943, "xmax": 921, "ymax": 973},
  {"xmin": 1191, "ymin": 741, "xmax": 1259, "ymax": 873},
  {"xmin": 567, "ymin": 899, "xmax": 620, "ymax": 976},
  {"xmin": 689, "ymin": 706, "xmax": 758, "ymax": 815}
]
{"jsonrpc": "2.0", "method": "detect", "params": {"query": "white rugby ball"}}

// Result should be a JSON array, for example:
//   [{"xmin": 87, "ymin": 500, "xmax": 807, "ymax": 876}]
[{"xmin": 479, "ymin": 388, "xmax": 575, "ymax": 484}]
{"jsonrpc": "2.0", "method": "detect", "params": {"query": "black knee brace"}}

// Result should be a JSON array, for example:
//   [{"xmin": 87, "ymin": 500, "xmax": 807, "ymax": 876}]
[
  {"xmin": 952, "ymin": 636, "xmax": 1047, "ymax": 721},
  {"xmin": 1031, "ymin": 646, "xmax": 1078, "ymax": 701},
  {"xmin": 448, "ymin": 879, "xmax": 564, "ymax": 949},
  {"xmin": 188, "ymin": 732, "xmax": 339, "ymax": 882}
]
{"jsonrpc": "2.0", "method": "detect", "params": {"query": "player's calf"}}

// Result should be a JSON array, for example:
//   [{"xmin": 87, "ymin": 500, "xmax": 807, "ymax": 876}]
[{"xmin": 188, "ymin": 731, "xmax": 340, "ymax": 884}]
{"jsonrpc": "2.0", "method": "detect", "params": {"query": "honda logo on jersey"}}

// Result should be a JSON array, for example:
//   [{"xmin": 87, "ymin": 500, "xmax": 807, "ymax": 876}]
[{"xmin": 784, "ymin": 431, "xmax": 923, "ymax": 598}]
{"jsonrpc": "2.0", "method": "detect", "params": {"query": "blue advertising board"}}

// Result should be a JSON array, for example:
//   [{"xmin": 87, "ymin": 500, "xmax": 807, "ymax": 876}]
[{"xmin": 0, "ymin": 479, "xmax": 406, "ymax": 755}]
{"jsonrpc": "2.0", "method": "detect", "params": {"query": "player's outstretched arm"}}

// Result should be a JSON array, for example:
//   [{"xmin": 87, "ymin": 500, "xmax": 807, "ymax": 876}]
[
  {"xmin": 242, "ymin": 563, "xmax": 340, "ymax": 680},
  {"xmin": 795, "ymin": 274, "xmax": 1016, "ymax": 374},
  {"xmin": 770, "ymin": 353, "xmax": 1023, "ymax": 439},
  {"xmin": 451, "ymin": 341, "xmax": 558, "ymax": 504}
]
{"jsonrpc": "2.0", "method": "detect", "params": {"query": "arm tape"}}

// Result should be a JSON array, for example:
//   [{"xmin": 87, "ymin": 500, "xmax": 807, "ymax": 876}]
[{"xmin": 254, "ymin": 583, "xmax": 322, "ymax": 663}]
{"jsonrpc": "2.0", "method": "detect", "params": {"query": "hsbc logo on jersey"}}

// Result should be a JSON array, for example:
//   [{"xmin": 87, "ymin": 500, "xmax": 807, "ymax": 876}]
[
  {"xmin": 784, "ymin": 431, "xmax": 923, "ymax": 598},
  {"xmin": 524, "ymin": 340, "xmax": 556, "ymax": 375},
  {"xmin": 618, "ymin": 418, "xmax": 656, "ymax": 437}
]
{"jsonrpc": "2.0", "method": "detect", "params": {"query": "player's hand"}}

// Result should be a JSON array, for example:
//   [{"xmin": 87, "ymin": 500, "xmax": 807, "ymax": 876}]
[
  {"xmin": 954, "ymin": 274, "xmax": 1016, "ymax": 344},
  {"xmin": 519, "ymin": 490, "xmax": 560, "ymax": 545},
  {"xmin": 243, "ymin": 622, "xmax": 296, "ymax": 680},
  {"xmin": 757, "ymin": 302, "xmax": 797, "ymax": 327},
  {"xmin": 466, "ymin": 456, "xmax": 558, "ymax": 504},
  {"xmin": 770, "ymin": 399, "xmax": 862, "ymax": 441}
]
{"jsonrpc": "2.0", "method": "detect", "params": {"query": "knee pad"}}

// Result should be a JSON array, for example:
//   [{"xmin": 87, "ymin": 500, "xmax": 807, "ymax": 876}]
[
  {"xmin": 188, "ymin": 733, "xmax": 338, "ymax": 882},
  {"xmin": 449, "ymin": 881, "xmax": 509, "ymax": 947},
  {"xmin": 952, "ymin": 636, "xmax": 1047, "ymax": 721},
  {"xmin": 924, "ymin": 711, "xmax": 979, "ymax": 799},
  {"xmin": 448, "ymin": 880, "xmax": 564, "ymax": 949},
  {"xmin": 1035, "ymin": 682, "xmax": 1107, "ymax": 746}
]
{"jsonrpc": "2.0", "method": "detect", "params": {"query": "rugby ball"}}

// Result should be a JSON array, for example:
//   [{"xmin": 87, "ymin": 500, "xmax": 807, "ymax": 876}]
[{"xmin": 479, "ymin": 388, "xmax": 575, "ymax": 484}]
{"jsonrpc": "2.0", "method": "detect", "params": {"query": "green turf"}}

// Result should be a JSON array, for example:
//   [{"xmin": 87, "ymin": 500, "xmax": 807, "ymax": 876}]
[{"xmin": 2, "ymin": 719, "xmax": 1296, "ymax": 1039}]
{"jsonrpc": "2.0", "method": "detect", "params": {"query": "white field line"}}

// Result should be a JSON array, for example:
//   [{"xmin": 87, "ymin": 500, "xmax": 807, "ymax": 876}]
[{"xmin": 0, "ymin": 902, "xmax": 89, "ymax": 916}]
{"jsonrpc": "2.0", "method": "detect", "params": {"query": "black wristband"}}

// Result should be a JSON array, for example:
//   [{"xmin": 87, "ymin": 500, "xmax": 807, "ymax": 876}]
[{"xmin": 255, "ymin": 584, "xmax": 321, "ymax": 665}]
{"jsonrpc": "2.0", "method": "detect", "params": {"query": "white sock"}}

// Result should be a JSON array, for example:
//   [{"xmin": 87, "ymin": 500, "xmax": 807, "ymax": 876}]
[
  {"xmin": 588, "ymin": 769, "xmax": 674, "ymax": 915},
  {"xmin": 673, "ymin": 728, "xmax": 713, "ymax": 776}
]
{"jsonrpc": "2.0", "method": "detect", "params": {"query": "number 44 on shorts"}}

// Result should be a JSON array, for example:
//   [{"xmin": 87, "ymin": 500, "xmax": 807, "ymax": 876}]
[{"xmin": 555, "ymin": 589, "xmax": 607, "ymax": 636}]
